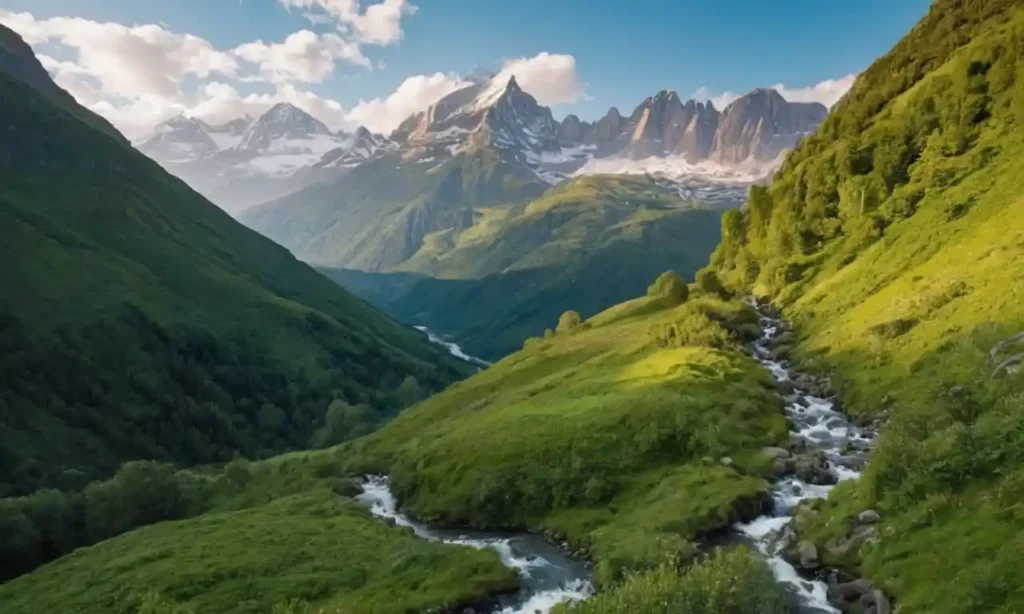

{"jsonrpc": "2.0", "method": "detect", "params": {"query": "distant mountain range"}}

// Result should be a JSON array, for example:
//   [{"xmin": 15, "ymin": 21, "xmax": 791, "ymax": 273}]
[
  {"xmin": 137, "ymin": 71, "xmax": 827, "ymax": 215},
  {"xmin": 137, "ymin": 104, "xmax": 396, "ymax": 214},
  {"xmin": 139, "ymin": 71, "xmax": 829, "ymax": 359}
]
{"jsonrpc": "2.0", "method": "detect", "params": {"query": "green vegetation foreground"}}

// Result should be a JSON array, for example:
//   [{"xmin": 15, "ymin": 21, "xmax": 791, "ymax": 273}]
[
  {"xmin": 346, "ymin": 289, "xmax": 791, "ymax": 587},
  {"xmin": 710, "ymin": 0, "xmax": 1024, "ymax": 611}
]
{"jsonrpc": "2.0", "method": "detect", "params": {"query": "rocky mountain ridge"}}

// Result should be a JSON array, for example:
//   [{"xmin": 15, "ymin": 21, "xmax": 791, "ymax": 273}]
[
  {"xmin": 384, "ymin": 73, "xmax": 828, "ymax": 185},
  {"xmin": 138, "ymin": 71, "xmax": 827, "ymax": 214},
  {"xmin": 137, "ymin": 103, "xmax": 396, "ymax": 214}
]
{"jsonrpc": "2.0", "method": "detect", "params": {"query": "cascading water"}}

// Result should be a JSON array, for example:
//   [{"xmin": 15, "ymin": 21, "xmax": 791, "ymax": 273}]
[
  {"xmin": 357, "ymin": 476, "xmax": 593, "ymax": 614},
  {"xmin": 736, "ymin": 306, "xmax": 878, "ymax": 613},
  {"xmin": 368, "ymin": 307, "xmax": 875, "ymax": 612}
]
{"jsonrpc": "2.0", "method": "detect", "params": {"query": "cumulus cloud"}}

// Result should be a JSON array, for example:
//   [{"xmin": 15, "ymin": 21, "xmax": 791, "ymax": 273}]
[
  {"xmin": 1, "ymin": 12, "xmax": 237, "ymax": 100},
  {"xmin": 345, "ymin": 72, "xmax": 467, "ymax": 133},
  {"xmin": 0, "ymin": 10, "xmax": 361, "ymax": 139},
  {"xmin": 278, "ymin": 0, "xmax": 417, "ymax": 45},
  {"xmin": 493, "ymin": 52, "xmax": 586, "ymax": 106},
  {"xmin": 234, "ymin": 30, "xmax": 368, "ymax": 82},
  {"xmin": 691, "ymin": 74, "xmax": 858, "ymax": 110},
  {"xmin": 771, "ymin": 74, "xmax": 857, "ymax": 108},
  {"xmin": 689, "ymin": 86, "xmax": 740, "ymax": 111}
]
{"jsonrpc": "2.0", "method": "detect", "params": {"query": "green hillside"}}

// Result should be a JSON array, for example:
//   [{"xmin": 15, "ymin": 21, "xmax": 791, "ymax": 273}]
[
  {"xmin": 0, "ymin": 454, "xmax": 516, "ymax": 612},
  {"xmin": 0, "ymin": 38, "xmax": 470, "ymax": 497},
  {"xmin": 344, "ymin": 292, "xmax": 789, "ymax": 586},
  {"xmin": 710, "ymin": 0, "xmax": 1024, "ymax": 610},
  {"xmin": 324, "ymin": 175, "xmax": 724, "ymax": 359}
]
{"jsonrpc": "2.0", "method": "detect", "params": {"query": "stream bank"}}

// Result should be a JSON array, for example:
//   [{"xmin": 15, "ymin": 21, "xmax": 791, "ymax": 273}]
[
  {"xmin": 737, "ymin": 303, "xmax": 891, "ymax": 613},
  {"xmin": 357, "ymin": 476, "xmax": 593, "ymax": 614}
]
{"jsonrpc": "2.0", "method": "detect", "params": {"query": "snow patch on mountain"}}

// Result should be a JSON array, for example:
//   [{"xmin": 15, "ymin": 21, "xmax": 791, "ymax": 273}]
[{"xmin": 573, "ymin": 154, "xmax": 777, "ymax": 184}]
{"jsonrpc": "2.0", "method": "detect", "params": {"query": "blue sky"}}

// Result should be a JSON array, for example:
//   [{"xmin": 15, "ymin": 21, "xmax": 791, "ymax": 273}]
[{"xmin": 2, "ymin": 0, "xmax": 932, "ymax": 137}]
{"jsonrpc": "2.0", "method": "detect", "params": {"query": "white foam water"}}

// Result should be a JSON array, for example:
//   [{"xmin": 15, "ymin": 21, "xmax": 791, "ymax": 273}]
[
  {"xmin": 357, "ymin": 476, "xmax": 593, "ymax": 613},
  {"xmin": 735, "ymin": 306, "xmax": 877, "ymax": 613}
]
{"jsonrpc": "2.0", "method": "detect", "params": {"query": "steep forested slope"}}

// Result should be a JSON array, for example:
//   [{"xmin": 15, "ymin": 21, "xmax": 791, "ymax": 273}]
[
  {"xmin": 0, "ymin": 27, "xmax": 470, "ymax": 497},
  {"xmin": 710, "ymin": 0, "xmax": 1024, "ymax": 610}
]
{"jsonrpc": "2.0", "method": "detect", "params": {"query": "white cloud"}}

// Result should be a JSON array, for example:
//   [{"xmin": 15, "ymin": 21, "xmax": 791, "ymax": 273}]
[
  {"xmin": 191, "ymin": 82, "xmax": 347, "ymax": 128},
  {"xmin": 0, "ymin": 10, "xmax": 355, "ymax": 139},
  {"xmin": 689, "ymin": 86, "xmax": 739, "ymax": 110},
  {"xmin": 278, "ymin": 0, "xmax": 417, "ymax": 45},
  {"xmin": 770, "ymin": 74, "xmax": 857, "ymax": 108},
  {"xmin": 493, "ymin": 52, "xmax": 586, "ymax": 106},
  {"xmin": 691, "ymin": 74, "xmax": 858, "ymax": 110},
  {"xmin": 233, "ymin": 30, "xmax": 368, "ymax": 82},
  {"xmin": 0, "ymin": 12, "xmax": 238, "ymax": 100},
  {"xmin": 345, "ymin": 72, "xmax": 467, "ymax": 133}
]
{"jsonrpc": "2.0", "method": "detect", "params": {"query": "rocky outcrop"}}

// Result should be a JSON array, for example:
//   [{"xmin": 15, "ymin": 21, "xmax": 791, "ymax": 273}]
[
  {"xmin": 710, "ymin": 88, "xmax": 827, "ymax": 164},
  {"xmin": 585, "ymin": 106, "xmax": 628, "ymax": 155},
  {"xmin": 552, "ymin": 87, "xmax": 826, "ymax": 167},
  {"xmin": 558, "ymin": 114, "xmax": 590, "ymax": 145},
  {"xmin": 622, "ymin": 91, "xmax": 721, "ymax": 161}
]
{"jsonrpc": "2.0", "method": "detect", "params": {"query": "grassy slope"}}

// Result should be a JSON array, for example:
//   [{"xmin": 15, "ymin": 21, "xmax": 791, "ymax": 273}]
[
  {"xmin": 398, "ymin": 174, "xmax": 719, "ymax": 278},
  {"xmin": 711, "ymin": 1, "xmax": 1024, "ymax": 611},
  {"xmin": 241, "ymin": 147, "xmax": 547, "ymax": 271},
  {"xmin": 323, "ymin": 175, "xmax": 723, "ymax": 359},
  {"xmin": 0, "ymin": 452, "xmax": 516, "ymax": 614},
  {"xmin": 556, "ymin": 549, "xmax": 787, "ymax": 614},
  {"xmin": 0, "ymin": 62, "xmax": 469, "ymax": 496},
  {"xmin": 345, "ymin": 294, "xmax": 788, "ymax": 585}
]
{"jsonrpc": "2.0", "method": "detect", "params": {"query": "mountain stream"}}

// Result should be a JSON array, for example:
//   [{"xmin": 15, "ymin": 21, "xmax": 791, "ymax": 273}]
[
  {"xmin": 736, "ymin": 305, "xmax": 877, "ymax": 612},
  {"xmin": 359, "ymin": 309, "xmax": 876, "ymax": 612}
]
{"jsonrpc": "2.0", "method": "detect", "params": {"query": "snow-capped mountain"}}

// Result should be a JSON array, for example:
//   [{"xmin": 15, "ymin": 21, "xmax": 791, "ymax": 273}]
[
  {"xmin": 138, "ymin": 115, "xmax": 220, "ymax": 162},
  {"xmin": 236, "ymin": 103, "xmax": 331, "ymax": 153},
  {"xmin": 138, "ymin": 74, "xmax": 827, "ymax": 214},
  {"xmin": 138, "ymin": 103, "xmax": 394, "ymax": 214},
  {"xmin": 205, "ymin": 115, "xmax": 252, "ymax": 151},
  {"xmin": 384, "ymin": 73, "xmax": 827, "ymax": 186},
  {"xmin": 314, "ymin": 127, "xmax": 398, "ymax": 170}
]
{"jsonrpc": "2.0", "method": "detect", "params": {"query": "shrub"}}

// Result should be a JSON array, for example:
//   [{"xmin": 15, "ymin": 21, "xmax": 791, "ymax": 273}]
[
  {"xmin": 695, "ymin": 270, "xmax": 728, "ymax": 297},
  {"xmin": 557, "ymin": 310, "xmax": 584, "ymax": 333},
  {"xmin": 647, "ymin": 271, "xmax": 689, "ymax": 304},
  {"xmin": 869, "ymin": 318, "xmax": 919, "ymax": 339}
]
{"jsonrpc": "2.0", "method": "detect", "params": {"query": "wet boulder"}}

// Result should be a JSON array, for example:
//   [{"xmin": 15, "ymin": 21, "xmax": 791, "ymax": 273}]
[
  {"xmin": 797, "ymin": 541, "xmax": 820, "ymax": 570},
  {"xmin": 794, "ymin": 455, "xmax": 838, "ymax": 485},
  {"xmin": 762, "ymin": 446, "xmax": 791, "ymax": 460}
]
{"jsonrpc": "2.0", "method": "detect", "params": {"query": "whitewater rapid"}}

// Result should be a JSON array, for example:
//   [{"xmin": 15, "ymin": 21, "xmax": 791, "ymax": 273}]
[
  {"xmin": 736, "ymin": 307, "xmax": 877, "ymax": 613},
  {"xmin": 357, "ymin": 476, "xmax": 593, "ymax": 613}
]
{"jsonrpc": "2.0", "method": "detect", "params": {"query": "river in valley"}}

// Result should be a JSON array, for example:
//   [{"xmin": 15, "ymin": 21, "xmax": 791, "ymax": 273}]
[
  {"xmin": 415, "ymin": 326, "xmax": 491, "ymax": 368},
  {"xmin": 357, "ymin": 476, "xmax": 593, "ymax": 613}
]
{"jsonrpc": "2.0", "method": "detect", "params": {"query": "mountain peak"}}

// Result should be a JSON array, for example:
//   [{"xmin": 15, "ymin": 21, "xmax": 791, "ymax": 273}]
[
  {"xmin": 505, "ymin": 75, "xmax": 521, "ymax": 93},
  {"xmin": 236, "ymin": 103, "xmax": 331, "ymax": 153}
]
